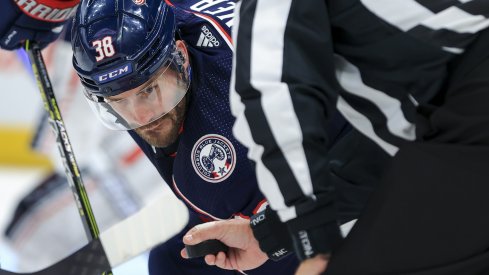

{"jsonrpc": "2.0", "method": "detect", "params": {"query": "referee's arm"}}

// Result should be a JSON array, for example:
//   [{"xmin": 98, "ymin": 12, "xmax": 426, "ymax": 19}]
[{"xmin": 230, "ymin": 0, "xmax": 342, "ymax": 260}]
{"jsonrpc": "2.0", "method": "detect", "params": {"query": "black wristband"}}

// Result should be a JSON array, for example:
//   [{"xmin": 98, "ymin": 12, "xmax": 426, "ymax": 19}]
[
  {"xmin": 287, "ymin": 213, "xmax": 343, "ymax": 261},
  {"xmin": 250, "ymin": 208, "xmax": 293, "ymax": 261}
]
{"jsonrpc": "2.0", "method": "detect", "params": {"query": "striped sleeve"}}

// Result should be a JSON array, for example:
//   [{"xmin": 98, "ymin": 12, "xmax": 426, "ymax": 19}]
[
  {"xmin": 230, "ymin": 0, "xmax": 489, "ymax": 259},
  {"xmin": 361, "ymin": 0, "xmax": 489, "ymax": 54},
  {"xmin": 230, "ymin": 0, "xmax": 343, "ymax": 257}
]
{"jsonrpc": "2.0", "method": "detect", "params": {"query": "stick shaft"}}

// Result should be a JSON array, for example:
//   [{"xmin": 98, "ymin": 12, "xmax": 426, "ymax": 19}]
[{"xmin": 24, "ymin": 42, "xmax": 112, "ymax": 275}]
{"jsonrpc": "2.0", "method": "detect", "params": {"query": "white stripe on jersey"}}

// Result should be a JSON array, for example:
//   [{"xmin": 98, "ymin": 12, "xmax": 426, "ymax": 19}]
[
  {"xmin": 230, "ymin": 1, "xmax": 297, "ymax": 222},
  {"xmin": 252, "ymin": 0, "xmax": 317, "ymax": 206},
  {"xmin": 230, "ymin": 0, "xmax": 304, "ymax": 223},
  {"xmin": 337, "ymin": 96, "xmax": 399, "ymax": 156},
  {"xmin": 421, "ymin": 6, "xmax": 489, "ymax": 33},
  {"xmin": 335, "ymin": 55, "xmax": 416, "ymax": 142},
  {"xmin": 360, "ymin": 0, "xmax": 433, "ymax": 31},
  {"xmin": 361, "ymin": 0, "xmax": 489, "ymax": 35},
  {"xmin": 442, "ymin": 46, "xmax": 465, "ymax": 54}
]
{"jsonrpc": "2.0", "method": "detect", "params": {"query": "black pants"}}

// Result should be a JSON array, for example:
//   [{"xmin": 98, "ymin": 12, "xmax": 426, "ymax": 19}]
[{"xmin": 325, "ymin": 29, "xmax": 489, "ymax": 275}]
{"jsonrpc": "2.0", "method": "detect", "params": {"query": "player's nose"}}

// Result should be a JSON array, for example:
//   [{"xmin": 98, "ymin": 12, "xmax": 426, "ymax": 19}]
[{"xmin": 131, "ymin": 102, "xmax": 156, "ymax": 125}]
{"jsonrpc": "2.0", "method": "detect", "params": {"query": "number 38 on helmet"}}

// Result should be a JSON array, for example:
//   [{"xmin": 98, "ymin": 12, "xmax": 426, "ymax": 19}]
[{"xmin": 71, "ymin": 0, "xmax": 190, "ymax": 131}]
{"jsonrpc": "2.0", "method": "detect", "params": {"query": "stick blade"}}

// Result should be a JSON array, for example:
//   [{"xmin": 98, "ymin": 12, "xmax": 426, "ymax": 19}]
[
  {"xmin": 0, "ymin": 239, "xmax": 110, "ymax": 275},
  {"xmin": 0, "ymin": 191, "xmax": 188, "ymax": 275},
  {"xmin": 100, "ymin": 191, "xmax": 189, "ymax": 268}
]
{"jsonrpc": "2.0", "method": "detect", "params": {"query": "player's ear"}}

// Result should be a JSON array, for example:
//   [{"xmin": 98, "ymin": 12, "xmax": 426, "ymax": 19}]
[{"xmin": 175, "ymin": 40, "xmax": 189, "ymax": 68}]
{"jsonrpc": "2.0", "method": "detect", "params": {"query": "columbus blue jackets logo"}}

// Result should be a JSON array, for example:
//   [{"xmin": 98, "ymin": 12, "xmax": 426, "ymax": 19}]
[{"xmin": 191, "ymin": 134, "xmax": 236, "ymax": 183}]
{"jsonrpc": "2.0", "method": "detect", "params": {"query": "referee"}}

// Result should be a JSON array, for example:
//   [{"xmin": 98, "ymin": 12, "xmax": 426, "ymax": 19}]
[{"xmin": 231, "ymin": 0, "xmax": 489, "ymax": 274}]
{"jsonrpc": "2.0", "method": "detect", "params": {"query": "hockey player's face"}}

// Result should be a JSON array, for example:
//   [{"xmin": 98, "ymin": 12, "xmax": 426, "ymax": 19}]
[
  {"xmin": 131, "ymin": 41, "xmax": 190, "ymax": 147},
  {"xmin": 88, "ymin": 41, "xmax": 190, "ymax": 132},
  {"xmin": 107, "ymin": 67, "xmax": 188, "ymax": 147},
  {"xmin": 134, "ymin": 95, "xmax": 187, "ymax": 147}
]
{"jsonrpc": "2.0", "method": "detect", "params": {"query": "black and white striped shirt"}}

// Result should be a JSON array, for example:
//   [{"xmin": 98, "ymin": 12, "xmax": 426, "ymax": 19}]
[{"xmin": 231, "ymin": 0, "xmax": 489, "ymax": 252}]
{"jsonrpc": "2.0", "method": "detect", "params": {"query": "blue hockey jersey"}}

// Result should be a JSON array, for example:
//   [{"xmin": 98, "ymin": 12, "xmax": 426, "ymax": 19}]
[{"xmin": 129, "ymin": 0, "xmax": 267, "ymax": 223}]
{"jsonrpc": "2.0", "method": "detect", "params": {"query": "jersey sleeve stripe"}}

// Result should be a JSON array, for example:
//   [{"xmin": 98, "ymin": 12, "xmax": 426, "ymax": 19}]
[{"xmin": 335, "ymin": 55, "xmax": 416, "ymax": 141}]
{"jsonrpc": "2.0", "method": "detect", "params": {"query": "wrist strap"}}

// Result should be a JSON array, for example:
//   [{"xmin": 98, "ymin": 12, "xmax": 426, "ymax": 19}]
[
  {"xmin": 287, "ymin": 217, "xmax": 343, "ymax": 260},
  {"xmin": 250, "ymin": 208, "xmax": 293, "ymax": 261}
]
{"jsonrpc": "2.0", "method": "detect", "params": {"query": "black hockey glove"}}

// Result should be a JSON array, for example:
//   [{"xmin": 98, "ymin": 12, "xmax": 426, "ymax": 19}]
[
  {"xmin": 250, "ymin": 207, "xmax": 294, "ymax": 261},
  {"xmin": 286, "ymin": 206, "xmax": 343, "ymax": 261}
]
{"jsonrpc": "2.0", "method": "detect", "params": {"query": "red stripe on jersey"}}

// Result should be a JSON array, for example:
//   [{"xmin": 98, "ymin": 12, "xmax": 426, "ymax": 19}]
[
  {"xmin": 33, "ymin": 0, "xmax": 79, "ymax": 9},
  {"xmin": 252, "ymin": 199, "xmax": 268, "ymax": 215},
  {"xmin": 164, "ymin": 0, "xmax": 175, "ymax": 7},
  {"xmin": 234, "ymin": 213, "xmax": 250, "ymax": 220}
]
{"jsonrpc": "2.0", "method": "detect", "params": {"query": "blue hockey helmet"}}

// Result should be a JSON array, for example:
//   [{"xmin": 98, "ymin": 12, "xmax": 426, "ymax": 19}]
[{"xmin": 71, "ymin": 0, "xmax": 190, "ymax": 130}]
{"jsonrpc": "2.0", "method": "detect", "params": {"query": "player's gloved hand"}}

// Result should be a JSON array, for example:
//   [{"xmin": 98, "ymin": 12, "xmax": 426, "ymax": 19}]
[
  {"xmin": 249, "ymin": 207, "xmax": 294, "ymax": 261},
  {"xmin": 181, "ymin": 219, "xmax": 269, "ymax": 271},
  {"xmin": 0, "ymin": 0, "xmax": 79, "ymax": 50}
]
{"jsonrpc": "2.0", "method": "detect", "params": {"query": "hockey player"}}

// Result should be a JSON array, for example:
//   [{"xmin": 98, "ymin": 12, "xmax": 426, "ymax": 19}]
[
  {"xmin": 70, "ymin": 0, "xmax": 331, "ymax": 274},
  {"xmin": 184, "ymin": 1, "xmax": 489, "ymax": 275}
]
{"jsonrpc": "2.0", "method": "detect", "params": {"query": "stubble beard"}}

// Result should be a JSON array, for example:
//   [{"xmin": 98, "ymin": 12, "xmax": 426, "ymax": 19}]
[{"xmin": 134, "ymin": 97, "xmax": 187, "ymax": 148}]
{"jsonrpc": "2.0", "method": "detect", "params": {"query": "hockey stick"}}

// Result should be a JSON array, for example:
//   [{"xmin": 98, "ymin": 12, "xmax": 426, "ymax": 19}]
[
  {"xmin": 23, "ymin": 41, "xmax": 109, "ymax": 273},
  {"xmin": 0, "ymin": 191, "xmax": 189, "ymax": 275}
]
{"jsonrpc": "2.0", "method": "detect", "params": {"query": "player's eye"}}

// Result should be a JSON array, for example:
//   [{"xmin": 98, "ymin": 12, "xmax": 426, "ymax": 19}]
[{"xmin": 139, "ymin": 85, "xmax": 157, "ymax": 97}]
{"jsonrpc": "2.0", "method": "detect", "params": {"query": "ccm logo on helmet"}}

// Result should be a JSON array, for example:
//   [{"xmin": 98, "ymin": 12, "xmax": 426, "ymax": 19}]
[
  {"xmin": 92, "ymin": 63, "xmax": 133, "ymax": 84},
  {"xmin": 15, "ymin": 0, "xmax": 79, "ymax": 22}
]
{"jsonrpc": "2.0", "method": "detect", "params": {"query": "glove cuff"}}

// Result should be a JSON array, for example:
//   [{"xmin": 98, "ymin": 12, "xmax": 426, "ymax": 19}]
[
  {"xmin": 286, "ymin": 209, "xmax": 343, "ymax": 260},
  {"xmin": 250, "ymin": 207, "xmax": 293, "ymax": 261}
]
